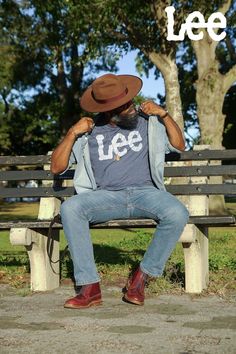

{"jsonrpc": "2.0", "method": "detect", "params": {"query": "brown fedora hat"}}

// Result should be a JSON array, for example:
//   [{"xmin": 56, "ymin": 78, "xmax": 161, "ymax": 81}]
[{"xmin": 80, "ymin": 74, "xmax": 142, "ymax": 113}]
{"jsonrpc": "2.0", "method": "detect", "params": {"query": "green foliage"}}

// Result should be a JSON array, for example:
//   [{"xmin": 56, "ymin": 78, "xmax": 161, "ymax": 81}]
[
  {"xmin": 223, "ymin": 85, "xmax": 236, "ymax": 149},
  {"xmin": 117, "ymin": 230, "xmax": 151, "ymax": 250},
  {"xmin": 209, "ymin": 254, "xmax": 236, "ymax": 271},
  {"xmin": 0, "ymin": 0, "xmax": 119, "ymax": 154},
  {"xmin": 0, "ymin": 0, "xmax": 235, "ymax": 154},
  {"xmin": 0, "ymin": 252, "xmax": 29, "ymax": 268}
]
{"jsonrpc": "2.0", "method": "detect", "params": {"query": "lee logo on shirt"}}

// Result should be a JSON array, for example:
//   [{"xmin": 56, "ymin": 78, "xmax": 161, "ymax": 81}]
[{"xmin": 96, "ymin": 131, "xmax": 143, "ymax": 161}]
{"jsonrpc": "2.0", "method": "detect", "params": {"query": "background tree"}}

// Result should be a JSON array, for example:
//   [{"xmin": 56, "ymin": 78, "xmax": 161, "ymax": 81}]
[
  {"xmin": 92, "ymin": 0, "xmax": 235, "ymax": 213},
  {"xmin": 191, "ymin": 0, "xmax": 236, "ymax": 148},
  {"xmin": 93, "ymin": 0, "xmax": 185, "ymax": 129},
  {"xmin": 93, "ymin": 0, "xmax": 235, "ymax": 144},
  {"xmin": 175, "ymin": 0, "xmax": 236, "ymax": 213},
  {"xmin": 223, "ymin": 85, "xmax": 236, "ymax": 149},
  {"xmin": 1, "ymin": 0, "xmax": 235, "ymax": 157},
  {"xmin": 0, "ymin": 0, "xmax": 118, "ymax": 155}
]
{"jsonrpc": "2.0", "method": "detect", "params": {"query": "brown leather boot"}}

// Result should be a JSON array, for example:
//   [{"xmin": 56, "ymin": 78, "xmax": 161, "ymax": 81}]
[
  {"xmin": 64, "ymin": 282, "xmax": 102, "ymax": 309},
  {"xmin": 123, "ymin": 267, "xmax": 149, "ymax": 305}
]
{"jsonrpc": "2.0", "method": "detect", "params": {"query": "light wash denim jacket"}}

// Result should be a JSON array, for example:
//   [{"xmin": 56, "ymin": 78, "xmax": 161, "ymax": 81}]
[{"xmin": 64, "ymin": 116, "xmax": 181, "ymax": 194}]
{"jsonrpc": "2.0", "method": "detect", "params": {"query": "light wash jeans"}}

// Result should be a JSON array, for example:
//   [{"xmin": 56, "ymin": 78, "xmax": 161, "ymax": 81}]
[{"xmin": 60, "ymin": 186, "xmax": 189, "ymax": 286}]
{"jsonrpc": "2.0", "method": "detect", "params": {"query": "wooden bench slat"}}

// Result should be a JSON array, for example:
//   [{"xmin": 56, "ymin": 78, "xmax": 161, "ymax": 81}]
[
  {"xmin": 1, "ymin": 184, "xmax": 236, "ymax": 198},
  {"xmin": 166, "ymin": 150, "xmax": 236, "ymax": 161},
  {"xmin": 1, "ymin": 165, "xmax": 236, "ymax": 181},
  {"xmin": 1, "ymin": 150, "xmax": 236, "ymax": 166},
  {"xmin": 167, "ymin": 184, "xmax": 236, "ymax": 195},
  {"xmin": 0, "ymin": 215, "xmax": 235, "ymax": 230},
  {"xmin": 0, "ymin": 170, "xmax": 74, "ymax": 181},
  {"xmin": 0, "ymin": 155, "xmax": 51, "ymax": 166},
  {"xmin": 165, "ymin": 165, "xmax": 236, "ymax": 177}
]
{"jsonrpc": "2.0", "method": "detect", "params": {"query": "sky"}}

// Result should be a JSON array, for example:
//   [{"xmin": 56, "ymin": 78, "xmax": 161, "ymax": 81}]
[
  {"xmin": 114, "ymin": 50, "xmax": 198, "ymax": 143},
  {"xmin": 102, "ymin": 50, "xmax": 165, "ymax": 101}
]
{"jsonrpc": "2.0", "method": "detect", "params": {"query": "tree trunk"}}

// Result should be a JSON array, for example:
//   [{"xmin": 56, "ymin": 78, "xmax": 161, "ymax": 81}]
[
  {"xmin": 148, "ymin": 52, "xmax": 184, "ymax": 130},
  {"xmin": 148, "ymin": 51, "xmax": 188, "ymax": 207},
  {"xmin": 55, "ymin": 46, "xmax": 84, "ymax": 136},
  {"xmin": 192, "ymin": 0, "xmax": 235, "ymax": 214},
  {"xmin": 196, "ymin": 65, "xmax": 225, "ymax": 147}
]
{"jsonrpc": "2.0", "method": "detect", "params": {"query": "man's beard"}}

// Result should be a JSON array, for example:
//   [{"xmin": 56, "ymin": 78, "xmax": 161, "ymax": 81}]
[{"xmin": 110, "ymin": 108, "xmax": 139, "ymax": 130}]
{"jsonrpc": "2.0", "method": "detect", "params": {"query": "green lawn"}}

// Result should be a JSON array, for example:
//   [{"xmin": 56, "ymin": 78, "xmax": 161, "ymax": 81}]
[{"xmin": 0, "ymin": 200, "xmax": 235, "ymax": 297}]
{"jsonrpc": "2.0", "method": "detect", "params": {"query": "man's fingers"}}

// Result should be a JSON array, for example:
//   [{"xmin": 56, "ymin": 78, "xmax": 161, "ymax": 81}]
[
  {"xmin": 72, "ymin": 117, "xmax": 95, "ymax": 135},
  {"xmin": 141, "ymin": 101, "xmax": 153, "ymax": 111}
]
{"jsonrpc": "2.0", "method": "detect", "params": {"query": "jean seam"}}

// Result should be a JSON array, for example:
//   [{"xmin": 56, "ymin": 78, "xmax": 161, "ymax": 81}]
[
  {"xmin": 75, "ymin": 277, "xmax": 101, "ymax": 286},
  {"xmin": 86, "ymin": 204, "xmax": 126, "ymax": 213},
  {"xmin": 140, "ymin": 263, "xmax": 162, "ymax": 278},
  {"xmin": 132, "ymin": 206, "xmax": 160, "ymax": 220}
]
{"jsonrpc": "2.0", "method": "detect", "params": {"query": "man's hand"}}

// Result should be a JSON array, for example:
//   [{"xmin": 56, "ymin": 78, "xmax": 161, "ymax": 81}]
[
  {"xmin": 140, "ymin": 100, "xmax": 167, "ymax": 118},
  {"xmin": 71, "ymin": 117, "xmax": 95, "ymax": 136},
  {"xmin": 141, "ymin": 100, "xmax": 185, "ymax": 151}
]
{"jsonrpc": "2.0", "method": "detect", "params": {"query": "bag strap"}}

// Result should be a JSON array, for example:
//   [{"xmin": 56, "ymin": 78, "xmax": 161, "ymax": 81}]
[{"xmin": 47, "ymin": 214, "xmax": 69, "ymax": 269}]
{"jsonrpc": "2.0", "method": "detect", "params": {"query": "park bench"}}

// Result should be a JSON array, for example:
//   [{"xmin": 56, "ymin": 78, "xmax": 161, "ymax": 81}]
[{"xmin": 0, "ymin": 145, "xmax": 236, "ymax": 294}]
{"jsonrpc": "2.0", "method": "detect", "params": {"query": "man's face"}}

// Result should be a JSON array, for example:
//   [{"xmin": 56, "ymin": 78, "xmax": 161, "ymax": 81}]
[{"xmin": 110, "ymin": 100, "xmax": 138, "ymax": 129}]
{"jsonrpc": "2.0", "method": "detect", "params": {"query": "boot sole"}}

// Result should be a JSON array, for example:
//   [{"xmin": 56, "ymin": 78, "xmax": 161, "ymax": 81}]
[
  {"xmin": 123, "ymin": 294, "xmax": 144, "ymax": 306},
  {"xmin": 64, "ymin": 300, "xmax": 102, "ymax": 309}
]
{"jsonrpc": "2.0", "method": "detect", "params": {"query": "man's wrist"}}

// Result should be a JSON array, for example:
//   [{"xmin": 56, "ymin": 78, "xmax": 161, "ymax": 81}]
[
  {"xmin": 68, "ymin": 126, "xmax": 79, "ymax": 140},
  {"xmin": 160, "ymin": 110, "xmax": 169, "ymax": 119},
  {"xmin": 71, "ymin": 125, "xmax": 79, "ymax": 138}
]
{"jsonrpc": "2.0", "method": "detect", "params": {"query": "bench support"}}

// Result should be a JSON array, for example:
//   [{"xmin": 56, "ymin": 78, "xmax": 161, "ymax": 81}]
[
  {"xmin": 10, "ymin": 195, "xmax": 61, "ymax": 291},
  {"xmin": 183, "ymin": 226, "xmax": 209, "ymax": 293},
  {"xmin": 26, "ymin": 228, "xmax": 59, "ymax": 291},
  {"xmin": 182, "ymin": 145, "xmax": 210, "ymax": 293},
  {"xmin": 10, "ymin": 227, "xmax": 59, "ymax": 291},
  {"xmin": 10, "ymin": 225, "xmax": 60, "ymax": 292}
]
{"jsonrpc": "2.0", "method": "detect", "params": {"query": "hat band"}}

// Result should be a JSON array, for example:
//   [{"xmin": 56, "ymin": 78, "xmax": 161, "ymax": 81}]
[{"xmin": 92, "ymin": 88, "xmax": 128, "ymax": 104}]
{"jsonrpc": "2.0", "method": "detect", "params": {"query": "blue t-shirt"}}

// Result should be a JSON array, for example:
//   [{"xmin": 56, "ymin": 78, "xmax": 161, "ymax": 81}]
[{"xmin": 88, "ymin": 116, "xmax": 154, "ymax": 190}]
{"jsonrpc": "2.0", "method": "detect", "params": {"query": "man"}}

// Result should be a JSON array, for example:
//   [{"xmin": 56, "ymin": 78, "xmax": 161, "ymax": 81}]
[{"xmin": 51, "ymin": 73, "xmax": 189, "ymax": 309}]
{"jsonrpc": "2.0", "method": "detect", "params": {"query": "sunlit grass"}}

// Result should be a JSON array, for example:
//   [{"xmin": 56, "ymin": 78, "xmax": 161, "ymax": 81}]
[{"xmin": 0, "ymin": 201, "xmax": 235, "ymax": 297}]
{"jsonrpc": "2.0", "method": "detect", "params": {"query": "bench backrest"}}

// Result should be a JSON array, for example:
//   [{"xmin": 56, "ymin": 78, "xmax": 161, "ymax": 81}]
[{"xmin": 0, "ymin": 149, "xmax": 236, "ymax": 199}]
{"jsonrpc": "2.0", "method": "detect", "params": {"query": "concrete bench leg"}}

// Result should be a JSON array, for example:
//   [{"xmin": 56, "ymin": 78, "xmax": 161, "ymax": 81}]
[
  {"xmin": 182, "ymin": 144, "xmax": 210, "ymax": 293},
  {"xmin": 10, "ymin": 227, "xmax": 60, "ymax": 291},
  {"xmin": 182, "ymin": 226, "xmax": 209, "ymax": 293}
]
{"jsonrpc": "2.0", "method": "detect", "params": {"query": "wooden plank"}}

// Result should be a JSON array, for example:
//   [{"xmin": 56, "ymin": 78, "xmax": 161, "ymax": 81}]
[
  {"xmin": 0, "ymin": 155, "xmax": 51, "ymax": 166},
  {"xmin": 1, "ymin": 165, "xmax": 236, "ymax": 181},
  {"xmin": 0, "ymin": 186, "xmax": 75, "ymax": 197},
  {"xmin": 0, "ymin": 170, "xmax": 74, "ymax": 181},
  {"xmin": 1, "ymin": 150, "xmax": 236, "ymax": 167},
  {"xmin": 164, "ymin": 165, "xmax": 236, "ymax": 177},
  {"xmin": 167, "ymin": 184, "xmax": 236, "ymax": 195},
  {"xmin": 166, "ymin": 149, "xmax": 236, "ymax": 161},
  {"xmin": 0, "ymin": 215, "xmax": 235, "ymax": 230},
  {"xmin": 1, "ymin": 184, "xmax": 236, "ymax": 198}
]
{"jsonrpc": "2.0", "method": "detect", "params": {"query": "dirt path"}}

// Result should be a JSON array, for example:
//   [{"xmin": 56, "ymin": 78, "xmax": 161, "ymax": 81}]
[{"xmin": 0, "ymin": 284, "xmax": 235, "ymax": 353}]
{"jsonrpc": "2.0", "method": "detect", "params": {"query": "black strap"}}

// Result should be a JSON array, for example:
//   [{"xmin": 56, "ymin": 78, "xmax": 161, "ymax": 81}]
[{"xmin": 47, "ymin": 214, "xmax": 69, "ymax": 273}]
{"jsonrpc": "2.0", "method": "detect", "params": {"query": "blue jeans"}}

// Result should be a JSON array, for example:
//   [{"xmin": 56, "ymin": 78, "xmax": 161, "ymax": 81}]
[{"xmin": 60, "ymin": 186, "xmax": 189, "ymax": 286}]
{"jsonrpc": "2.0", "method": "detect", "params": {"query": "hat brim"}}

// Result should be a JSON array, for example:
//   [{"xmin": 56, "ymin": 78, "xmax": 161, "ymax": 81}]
[{"xmin": 80, "ymin": 75, "xmax": 143, "ymax": 113}]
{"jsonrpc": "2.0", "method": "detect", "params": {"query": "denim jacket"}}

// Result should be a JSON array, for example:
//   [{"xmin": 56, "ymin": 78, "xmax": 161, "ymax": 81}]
[{"xmin": 64, "ymin": 116, "xmax": 181, "ymax": 194}]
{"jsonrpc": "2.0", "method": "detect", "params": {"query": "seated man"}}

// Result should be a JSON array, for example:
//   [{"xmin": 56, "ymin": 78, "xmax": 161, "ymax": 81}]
[{"xmin": 51, "ymin": 73, "xmax": 189, "ymax": 309}]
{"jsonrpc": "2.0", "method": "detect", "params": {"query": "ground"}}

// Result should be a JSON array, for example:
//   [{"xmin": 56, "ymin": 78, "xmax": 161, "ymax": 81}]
[{"xmin": 0, "ymin": 284, "xmax": 235, "ymax": 354}]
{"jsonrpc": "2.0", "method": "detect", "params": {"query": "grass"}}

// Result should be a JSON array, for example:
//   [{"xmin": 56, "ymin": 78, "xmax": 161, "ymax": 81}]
[{"xmin": 0, "ymin": 200, "xmax": 236, "ymax": 298}]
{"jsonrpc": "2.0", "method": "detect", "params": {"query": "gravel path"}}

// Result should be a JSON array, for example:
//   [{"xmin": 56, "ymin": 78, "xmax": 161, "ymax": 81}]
[{"xmin": 0, "ymin": 284, "xmax": 235, "ymax": 353}]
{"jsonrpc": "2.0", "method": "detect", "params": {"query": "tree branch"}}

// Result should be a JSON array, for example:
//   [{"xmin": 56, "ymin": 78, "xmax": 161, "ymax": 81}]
[
  {"xmin": 223, "ymin": 64, "xmax": 236, "ymax": 92},
  {"xmin": 192, "ymin": 0, "xmax": 232, "ymax": 77},
  {"xmin": 225, "ymin": 36, "xmax": 236, "ymax": 63},
  {"xmin": 218, "ymin": 0, "xmax": 232, "ymax": 15},
  {"xmin": 105, "ymin": 29, "xmax": 128, "ymax": 43}
]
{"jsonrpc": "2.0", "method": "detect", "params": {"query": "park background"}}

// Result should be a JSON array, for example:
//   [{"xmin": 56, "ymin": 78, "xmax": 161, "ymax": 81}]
[{"xmin": 0, "ymin": 0, "xmax": 235, "ymax": 295}]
